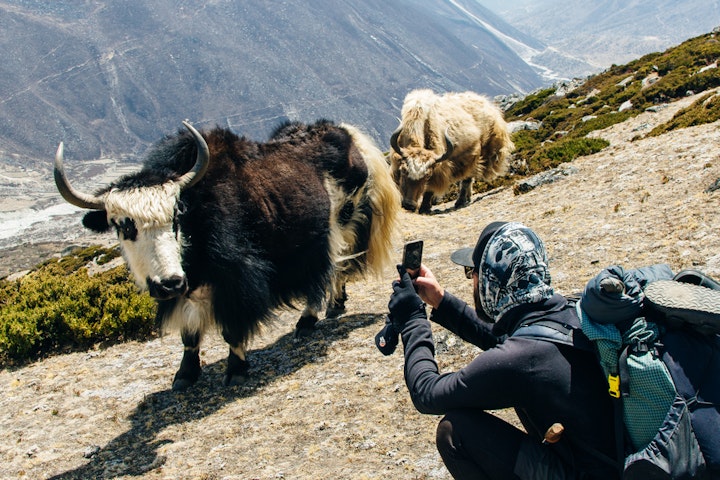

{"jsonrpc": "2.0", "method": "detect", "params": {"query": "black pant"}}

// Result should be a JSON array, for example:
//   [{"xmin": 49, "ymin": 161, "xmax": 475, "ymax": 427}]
[{"xmin": 435, "ymin": 409, "xmax": 575, "ymax": 480}]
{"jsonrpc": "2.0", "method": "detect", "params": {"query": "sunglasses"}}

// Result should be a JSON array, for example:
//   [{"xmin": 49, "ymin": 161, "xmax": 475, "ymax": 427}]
[{"xmin": 464, "ymin": 266, "xmax": 476, "ymax": 279}]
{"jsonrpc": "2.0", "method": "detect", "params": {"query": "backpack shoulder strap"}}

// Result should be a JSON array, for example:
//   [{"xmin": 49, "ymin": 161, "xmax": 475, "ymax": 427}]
[
  {"xmin": 511, "ymin": 300, "xmax": 596, "ymax": 351},
  {"xmin": 512, "ymin": 318, "xmax": 574, "ymax": 343}
]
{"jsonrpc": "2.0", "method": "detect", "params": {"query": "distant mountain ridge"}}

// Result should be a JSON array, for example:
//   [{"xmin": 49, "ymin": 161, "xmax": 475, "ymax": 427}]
[
  {"xmin": 0, "ymin": 0, "xmax": 545, "ymax": 164},
  {"xmin": 488, "ymin": 0, "xmax": 720, "ymax": 75}
]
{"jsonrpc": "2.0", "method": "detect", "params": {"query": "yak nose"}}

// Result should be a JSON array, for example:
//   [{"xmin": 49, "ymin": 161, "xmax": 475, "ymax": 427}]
[
  {"xmin": 401, "ymin": 201, "xmax": 417, "ymax": 212},
  {"xmin": 147, "ymin": 275, "xmax": 188, "ymax": 299}
]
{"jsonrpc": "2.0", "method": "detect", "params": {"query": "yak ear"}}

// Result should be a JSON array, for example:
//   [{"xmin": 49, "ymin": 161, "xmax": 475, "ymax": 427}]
[{"xmin": 82, "ymin": 210, "xmax": 111, "ymax": 233}]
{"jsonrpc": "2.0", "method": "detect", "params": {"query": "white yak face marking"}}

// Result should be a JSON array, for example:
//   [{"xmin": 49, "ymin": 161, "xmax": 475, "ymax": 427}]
[
  {"xmin": 390, "ymin": 147, "xmax": 439, "ymax": 211},
  {"xmin": 404, "ymin": 154, "xmax": 435, "ymax": 181},
  {"xmin": 104, "ymin": 182, "xmax": 188, "ymax": 299}
]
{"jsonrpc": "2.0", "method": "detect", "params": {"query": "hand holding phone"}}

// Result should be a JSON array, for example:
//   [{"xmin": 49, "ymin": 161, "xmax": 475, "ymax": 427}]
[
  {"xmin": 376, "ymin": 240, "xmax": 425, "ymax": 356},
  {"xmin": 402, "ymin": 240, "xmax": 423, "ymax": 279}
]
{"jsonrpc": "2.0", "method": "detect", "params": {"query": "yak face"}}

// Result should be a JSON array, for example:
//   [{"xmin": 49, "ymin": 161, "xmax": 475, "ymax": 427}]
[
  {"xmin": 389, "ymin": 128, "xmax": 454, "ymax": 212},
  {"xmin": 389, "ymin": 148, "xmax": 437, "ymax": 212},
  {"xmin": 54, "ymin": 121, "xmax": 209, "ymax": 301},
  {"xmin": 83, "ymin": 182, "xmax": 189, "ymax": 300}
]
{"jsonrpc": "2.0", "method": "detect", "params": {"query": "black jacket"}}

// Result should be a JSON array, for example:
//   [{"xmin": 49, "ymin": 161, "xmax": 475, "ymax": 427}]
[{"xmin": 400, "ymin": 292, "xmax": 619, "ymax": 478}]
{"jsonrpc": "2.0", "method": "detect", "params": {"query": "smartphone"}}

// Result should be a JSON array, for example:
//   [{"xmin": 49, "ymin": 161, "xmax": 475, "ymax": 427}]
[{"xmin": 402, "ymin": 240, "xmax": 423, "ymax": 278}]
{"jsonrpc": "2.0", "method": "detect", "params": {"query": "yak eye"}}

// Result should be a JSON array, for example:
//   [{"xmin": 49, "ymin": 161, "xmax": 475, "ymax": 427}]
[
  {"xmin": 173, "ymin": 202, "xmax": 186, "ymax": 234},
  {"xmin": 113, "ymin": 218, "xmax": 138, "ymax": 241}
]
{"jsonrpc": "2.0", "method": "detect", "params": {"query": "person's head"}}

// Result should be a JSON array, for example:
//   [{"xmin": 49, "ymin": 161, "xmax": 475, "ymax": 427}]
[{"xmin": 451, "ymin": 222, "xmax": 553, "ymax": 323}]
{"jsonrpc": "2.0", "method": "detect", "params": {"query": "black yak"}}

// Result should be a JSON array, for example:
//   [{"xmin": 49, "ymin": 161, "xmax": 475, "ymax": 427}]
[{"xmin": 54, "ymin": 120, "xmax": 400, "ymax": 390}]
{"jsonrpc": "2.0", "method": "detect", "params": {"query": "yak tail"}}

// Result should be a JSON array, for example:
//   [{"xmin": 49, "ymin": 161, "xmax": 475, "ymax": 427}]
[{"xmin": 340, "ymin": 124, "xmax": 401, "ymax": 277}]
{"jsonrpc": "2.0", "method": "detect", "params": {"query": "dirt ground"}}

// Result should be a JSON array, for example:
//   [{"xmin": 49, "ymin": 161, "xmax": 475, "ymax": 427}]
[{"xmin": 1, "ymin": 93, "xmax": 719, "ymax": 479}]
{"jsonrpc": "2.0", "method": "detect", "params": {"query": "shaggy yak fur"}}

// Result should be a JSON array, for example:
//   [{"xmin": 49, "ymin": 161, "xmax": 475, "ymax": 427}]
[
  {"xmin": 389, "ymin": 89, "xmax": 514, "ymax": 213},
  {"xmin": 54, "ymin": 120, "xmax": 400, "ymax": 390}
]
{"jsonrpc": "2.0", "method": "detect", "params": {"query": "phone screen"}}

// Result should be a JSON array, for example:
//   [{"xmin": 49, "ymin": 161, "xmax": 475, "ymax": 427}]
[{"xmin": 402, "ymin": 240, "xmax": 423, "ymax": 278}]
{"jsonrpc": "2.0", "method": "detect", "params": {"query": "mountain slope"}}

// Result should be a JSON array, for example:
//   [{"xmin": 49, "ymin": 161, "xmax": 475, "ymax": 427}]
[
  {"xmin": 0, "ymin": 0, "xmax": 543, "ymax": 163},
  {"xmin": 491, "ymin": 0, "xmax": 720, "ymax": 73}
]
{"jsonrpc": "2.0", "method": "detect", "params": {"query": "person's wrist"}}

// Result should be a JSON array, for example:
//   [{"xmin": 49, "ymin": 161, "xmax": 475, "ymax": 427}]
[
  {"xmin": 428, "ymin": 288, "xmax": 444, "ymax": 309},
  {"xmin": 399, "ymin": 313, "xmax": 429, "ymax": 333},
  {"xmin": 394, "ymin": 302, "xmax": 426, "ymax": 327},
  {"xmin": 435, "ymin": 291, "xmax": 450, "ymax": 310}
]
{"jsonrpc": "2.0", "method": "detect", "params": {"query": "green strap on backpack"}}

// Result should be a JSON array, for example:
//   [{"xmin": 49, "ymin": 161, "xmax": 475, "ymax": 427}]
[{"xmin": 577, "ymin": 306, "xmax": 677, "ymax": 450}]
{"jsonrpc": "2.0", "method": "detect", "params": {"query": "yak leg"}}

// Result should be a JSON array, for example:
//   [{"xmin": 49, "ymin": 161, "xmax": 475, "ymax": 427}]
[
  {"xmin": 221, "ymin": 324, "xmax": 250, "ymax": 386},
  {"xmin": 172, "ymin": 329, "xmax": 203, "ymax": 392},
  {"xmin": 454, "ymin": 178, "xmax": 474, "ymax": 209},
  {"xmin": 297, "ymin": 276, "xmax": 346, "ymax": 336},
  {"xmin": 418, "ymin": 191, "xmax": 435, "ymax": 214},
  {"xmin": 225, "ymin": 347, "xmax": 249, "ymax": 387},
  {"xmin": 295, "ymin": 302, "xmax": 322, "ymax": 338},
  {"xmin": 326, "ymin": 279, "xmax": 348, "ymax": 318},
  {"xmin": 223, "ymin": 343, "xmax": 250, "ymax": 387}
]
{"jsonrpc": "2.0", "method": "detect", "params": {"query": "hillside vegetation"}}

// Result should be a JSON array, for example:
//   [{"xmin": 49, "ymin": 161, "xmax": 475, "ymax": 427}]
[
  {"xmin": 492, "ymin": 28, "xmax": 720, "ymax": 188},
  {"xmin": 1, "ymin": 29, "xmax": 719, "ymax": 367},
  {"xmin": 0, "ymin": 246, "xmax": 156, "ymax": 367}
]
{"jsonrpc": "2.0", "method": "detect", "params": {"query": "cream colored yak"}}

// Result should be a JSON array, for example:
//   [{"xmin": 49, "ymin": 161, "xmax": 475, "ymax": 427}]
[{"xmin": 389, "ymin": 89, "xmax": 513, "ymax": 213}]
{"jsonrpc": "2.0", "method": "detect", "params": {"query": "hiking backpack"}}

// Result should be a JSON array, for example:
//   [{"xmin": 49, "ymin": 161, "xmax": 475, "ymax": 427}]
[{"xmin": 577, "ymin": 264, "xmax": 720, "ymax": 480}]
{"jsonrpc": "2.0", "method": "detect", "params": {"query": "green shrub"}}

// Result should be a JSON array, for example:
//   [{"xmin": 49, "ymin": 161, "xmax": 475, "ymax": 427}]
[
  {"xmin": 537, "ymin": 107, "xmax": 574, "ymax": 130},
  {"xmin": 0, "ymin": 247, "xmax": 156, "ymax": 367},
  {"xmin": 39, "ymin": 245, "xmax": 122, "ymax": 275},
  {"xmin": 505, "ymin": 87, "xmax": 556, "ymax": 117},
  {"xmin": 529, "ymin": 137, "xmax": 610, "ymax": 170},
  {"xmin": 572, "ymin": 111, "xmax": 634, "ymax": 137},
  {"xmin": 510, "ymin": 129, "xmax": 544, "ymax": 152},
  {"xmin": 648, "ymin": 91, "xmax": 720, "ymax": 137}
]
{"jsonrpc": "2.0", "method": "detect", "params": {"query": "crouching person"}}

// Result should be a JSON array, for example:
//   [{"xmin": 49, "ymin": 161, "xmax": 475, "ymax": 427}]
[{"xmin": 384, "ymin": 222, "xmax": 619, "ymax": 479}]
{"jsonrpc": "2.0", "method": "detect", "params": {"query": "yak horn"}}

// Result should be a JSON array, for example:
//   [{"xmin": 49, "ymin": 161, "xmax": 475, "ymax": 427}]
[
  {"xmin": 389, "ymin": 126, "xmax": 403, "ymax": 156},
  {"xmin": 435, "ymin": 129, "xmax": 454, "ymax": 163},
  {"xmin": 176, "ymin": 120, "xmax": 210, "ymax": 190},
  {"xmin": 54, "ymin": 142, "xmax": 106, "ymax": 210}
]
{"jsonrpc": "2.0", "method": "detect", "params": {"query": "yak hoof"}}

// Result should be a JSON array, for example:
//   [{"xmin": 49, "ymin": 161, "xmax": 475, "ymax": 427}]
[
  {"xmin": 326, "ymin": 285, "xmax": 348, "ymax": 318},
  {"xmin": 325, "ymin": 303, "xmax": 346, "ymax": 319},
  {"xmin": 325, "ymin": 306, "xmax": 346, "ymax": 318},
  {"xmin": 173, "ymin": 347, "xmax": 202, "ymax": 391},
  {"xmin": 223, "ymin": 371, "xmax": 250, "ymax": 387},
  {"xmin": 454, "ymin": 196, "xmax": 470, "ymax": 209},
  {"xmin": 172, "ymin": 357, "xmax": 201, "ymax": 391},
  {"xmin": 172, "ymin": 371, "xmax": 200, "ymax": 392},
  {"xmin": 294, "ymin": 324, "xmax": 317, "ymax": 339},
  {"xmin": 294, "ymin": 314, "xmax": 319, "ymax": 338},
  {"xmin": 172, "ymin": 377, "xmax": 196, "ymax": 392},
  {"xmin": 224, "ymin": 355, "xmax": 250, "ymax": 386}
]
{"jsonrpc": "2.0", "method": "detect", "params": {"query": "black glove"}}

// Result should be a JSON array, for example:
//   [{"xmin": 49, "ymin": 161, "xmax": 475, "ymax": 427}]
[
  {"xmin": 388, "ymin": 265, "xmax": 426, "ymax": 328},
  {"xmin": 374, "ymin": 315, "xmax": 399, "ymax": 355}
]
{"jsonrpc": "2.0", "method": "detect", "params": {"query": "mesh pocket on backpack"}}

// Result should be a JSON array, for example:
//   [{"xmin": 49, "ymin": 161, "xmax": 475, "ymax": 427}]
[{"xmin": 623, "ymin": 394, "xmax": 705, "ymax": 480}]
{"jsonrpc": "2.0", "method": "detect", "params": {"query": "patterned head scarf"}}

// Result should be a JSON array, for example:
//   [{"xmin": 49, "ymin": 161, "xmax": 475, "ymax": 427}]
[{"xmin": 479, "ymin": 222, "xmax": 554, "ymax": 323}]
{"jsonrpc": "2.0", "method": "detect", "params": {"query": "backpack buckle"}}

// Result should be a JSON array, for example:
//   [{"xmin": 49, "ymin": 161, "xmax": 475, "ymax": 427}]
[{"xmin": 608, "ymin": 374, "xmax": 620, "ymax": 398}]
